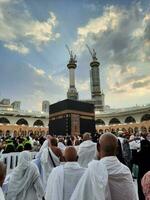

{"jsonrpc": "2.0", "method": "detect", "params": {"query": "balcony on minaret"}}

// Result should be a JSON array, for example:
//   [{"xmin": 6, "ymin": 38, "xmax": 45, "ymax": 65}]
[{"xmin": 67, "ymin": 63, "xmax": 77, "ymax": 69}]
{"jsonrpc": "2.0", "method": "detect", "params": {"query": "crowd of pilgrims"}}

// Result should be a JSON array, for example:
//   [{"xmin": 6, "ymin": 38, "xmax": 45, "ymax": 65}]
[{"xmin": 0, "ymin": 130, "xmax": 150, "ymax": 200}]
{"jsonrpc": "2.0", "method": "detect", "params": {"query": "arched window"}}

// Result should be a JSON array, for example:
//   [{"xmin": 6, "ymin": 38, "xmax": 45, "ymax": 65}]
[
  {"xmin": 109, "ymin": 118, "xmax": 121, "ymax": 125},
  {"xmin": 125, "ymin": 116, "xmax": 136, "ymax": 123},
  {"xmin": 16, "ymin": 118, "xmax": 28, "ymax": 126},
  {"xmin": 95, "ymin": 119, "xmax": 105, "ymax": 125},
  {"xmin": 0, "ymin": 117, "xmax": 10, "ymax": 124},
  {"xmin": 33, "ymin": 120, "xmax": 44, "ymax": 127},
  {"xmin": 141, "ymin": 114, "xmax": 150, "ymax": 122}
]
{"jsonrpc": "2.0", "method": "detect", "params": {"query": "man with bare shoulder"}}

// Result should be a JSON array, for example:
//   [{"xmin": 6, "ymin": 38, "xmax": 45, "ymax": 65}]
[
  {"xmin": 40, "ymin": 136, "xmax": 64, "ymax": 189},
  {"xmin": 45, "ymin": 146, "xmax": 85, "ymax": 200},
  {"xmin": 70, "ymin": 133, "xmax": 138, "ymax": 200},
  {"xmin": 50, "ymin": 137, "xmax": 64, "ymax": 162}
]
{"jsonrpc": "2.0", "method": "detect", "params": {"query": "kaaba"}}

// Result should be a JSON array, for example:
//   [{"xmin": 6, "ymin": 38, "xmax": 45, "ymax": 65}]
[{"xmin": 49, "ymin": 99, "xmax": 95, "ymax": 136}]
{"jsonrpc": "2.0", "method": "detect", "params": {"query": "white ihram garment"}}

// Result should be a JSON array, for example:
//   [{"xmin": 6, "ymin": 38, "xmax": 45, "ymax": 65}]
[
  {"xmin": 129, "ymin": 139, "xmax": 141, "ymax": 150},
  {"xmin": 6, "ymin": 151, "xmax": 44, "ymax": 200},
  {"xmin": 40, "ymin": 147, "xmax": 60, "ymax": 189},
  {"xmin": 0, "ymin": 187, "xmax": 5, "ymax": 200},
  {"xmin": 45, "ymin": 162, "xmax": 85, "ymax": 200},
  {"xmin": 33, "ymin": 139, "xmax": 49, "ymax": 177},
  {"xmin": 70, "ymin": 160, "xmax": 108, "ymax": 200},
  {"xmin": 58, "ymin": 142, "xmax": 66, "ymax": 152},
  {"xmin": 100, "ymin": 156, "xmax": 138, "ymax": 200},
  {"xmin": 78, "ymin": 140, "xmax": 97, "ymax": 168}
]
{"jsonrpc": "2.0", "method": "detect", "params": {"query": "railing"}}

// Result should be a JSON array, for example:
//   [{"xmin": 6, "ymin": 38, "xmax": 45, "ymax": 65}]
[{"xmin": 0, "ymin": 152, "xmax": 37, "ymax": 174}]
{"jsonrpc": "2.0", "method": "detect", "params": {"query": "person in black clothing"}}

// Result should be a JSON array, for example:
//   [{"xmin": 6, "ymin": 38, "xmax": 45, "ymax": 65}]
[
  {"xmin": 116, "ymin": 139, "xmax": 126, "ymax": 164},
  {"xmin": 132, "ymin": 135, "xmax": 150, "ymax": 200}
]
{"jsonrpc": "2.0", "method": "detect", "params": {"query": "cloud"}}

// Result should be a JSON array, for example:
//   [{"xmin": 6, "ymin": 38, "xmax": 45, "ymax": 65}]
[
  {"xmin": 25, "ymin": 12, "xmax": 60, "ymax": 46},
  {"xmin": 104, "ymin": 64, "xmax": 150, "ymax": 108},
  {"xmin": 106, "ymin": 64, "xmax": 150, "ymax": 94},
  {"xmin": 73, "ymin": 6, "xmax": 122, "ymax": 53},
  {"xmin": 1, "ymin": 1, "xmax": 149, "ymax": 110},
  {"xmin": 28, "ymin": 64, "xmax": 46, "ymax": 76},
  {"xmin": 132, "ymin": 80, "xmax": 150, "ymax": 89},
  {"xmin": 52, "ymin": 75, "xmax": 68, "ymax": 90},
  {"xmin": 76, "ymin": 79, "xmax": 90, "ymax": 92},
  {"xmin": 25, "ymin": 63, "xmax": 91, "ymax": 109},
  {"xmin": 0, "ymin": 62, "xmax": 68, "ymax": 111},
  {"xmin": 4, "ymin": 42, "xmax": 29, "ymax": 54},
  {"xmin": 72, "ymin": 2, "xmax": 150, "ymax": 107},
  {"xmin": 0, "ymin": 0, "xmax": 60, "ymax": 53},
  {"xmin": 73, "ymin": 3, "xmax": 150, "ymax": 64}
]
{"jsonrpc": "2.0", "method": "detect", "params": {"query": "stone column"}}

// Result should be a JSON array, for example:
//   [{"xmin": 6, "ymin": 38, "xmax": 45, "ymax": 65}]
[
  {"xmin": 67, "ymin": 62, "xmax": 78, "ymax": 100},
  {"xmin": 90, "ymin": 60, "xmax": 104, "ymax": 110}
]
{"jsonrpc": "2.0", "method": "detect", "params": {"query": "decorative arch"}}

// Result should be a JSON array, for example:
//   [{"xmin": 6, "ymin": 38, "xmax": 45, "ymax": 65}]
[
  {"xmin": 0, "ymin": 117, "xmax": 10, "ymax": 124},
  {"xmin": 16, "ymin": 118, "xmax": 28, "ymax": 126},
  {"xmin": 95, "ymin": 119, "xmax": 105, "ymax": 125},
  {"xmin": 141, "ymin": 114, "xmax": 150, "ymax": 122},
  {"xmin": 33, "ymin": 120, "xmax": 44, "ymax": 127},
  {"xmin": 109, "ymin": 118, "xmax": 121, "ymax": 125},
  {"xmin": 125, "ymin": 116, "xmax": 136, "ymax": 123}
]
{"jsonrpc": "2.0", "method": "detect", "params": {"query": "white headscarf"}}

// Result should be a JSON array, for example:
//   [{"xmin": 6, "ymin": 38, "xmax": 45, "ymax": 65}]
[
  {"xmin": 6, "ymin": 151, "xmax": 39, "ymax": 200},
  {"xmin": 78, "ymin": 140, "xmax": 97, "ymax": 167},
  {"xmin": 36, "ymin": 139, "xmax": 48, "ymax": 159}
]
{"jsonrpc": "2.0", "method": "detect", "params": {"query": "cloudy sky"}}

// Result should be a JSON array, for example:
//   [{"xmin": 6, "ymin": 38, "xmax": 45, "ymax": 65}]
[{"xmin": 0, "ymin": 0, "xmax": 150, "ymax": 111}]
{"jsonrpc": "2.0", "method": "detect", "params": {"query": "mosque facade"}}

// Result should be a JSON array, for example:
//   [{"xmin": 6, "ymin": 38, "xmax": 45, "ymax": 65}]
[
  {"xmin": 0, "ymin": 98, "xmax": 149, "ymax": 135},
  {"xmin": 0, "ymin": 50, "xmax": 149, "ymax": 135}
]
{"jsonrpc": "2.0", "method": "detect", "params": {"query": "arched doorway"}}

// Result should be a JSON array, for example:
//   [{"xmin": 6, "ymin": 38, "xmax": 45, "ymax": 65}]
[
  {"xmin": 0, "ymin": 117, "xmax": 10, "ymax": 124},
  {"xmin": 141, "ymin": 114, "xmax": 150, "ymax": 122},
  {"xmin": 125, "ymin": 116, "xmax": 136, "ymax": 123},
  {"xmin": 109, "ymin": 118, "xmax": 121, "ymax": 125},
  {"xmin": 95, "ymin": 119, "xmax": 105, "ymax": 125},
  {"xmin": 16, "ymin": 118, "xmax": 28, "ymax": 126},
  {"xmin": 33, "ymin": 120, "xmax": 44, "ymax": 127}
]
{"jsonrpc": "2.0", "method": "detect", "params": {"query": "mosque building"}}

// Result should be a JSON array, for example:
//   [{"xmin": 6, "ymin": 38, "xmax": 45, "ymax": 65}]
[{"xmin": 0, "ymin": 49, "xmax": 149, "ymax": 135}]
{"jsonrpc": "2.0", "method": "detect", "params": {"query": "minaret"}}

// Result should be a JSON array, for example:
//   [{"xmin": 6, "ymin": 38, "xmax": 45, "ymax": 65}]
[
  {"xmin": 66, "ymin": 46, "xmax": 78, "ymax": 100},
  {"xmin": 87, "ymin": 45, "xmax": 104, "ymax": 110}
]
